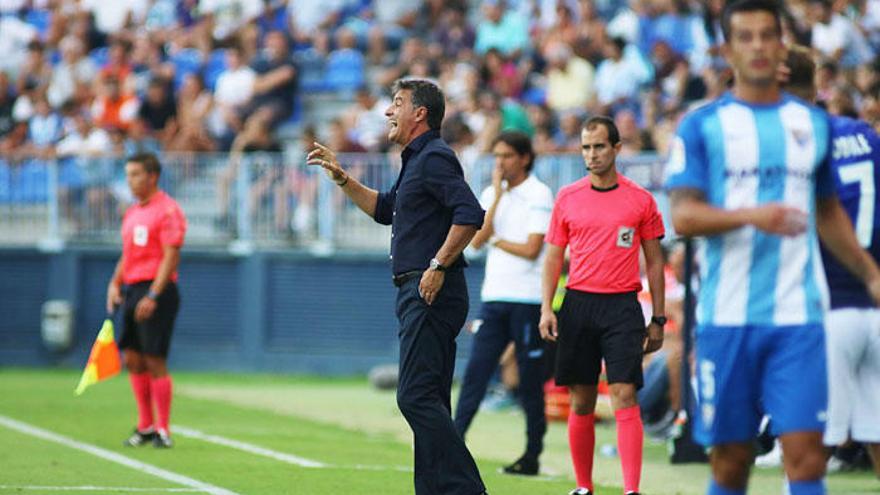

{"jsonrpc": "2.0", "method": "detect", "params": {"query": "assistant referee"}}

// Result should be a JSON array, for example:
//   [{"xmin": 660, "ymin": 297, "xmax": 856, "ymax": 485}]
[{"xmin": 106, "ymin": 153, "xmax": 187, "ymax": 449}]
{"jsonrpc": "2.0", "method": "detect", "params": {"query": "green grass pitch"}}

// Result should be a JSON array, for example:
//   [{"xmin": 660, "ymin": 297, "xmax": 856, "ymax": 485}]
[{"xmin": 0, "ymin": 369, "xmax": 875, "ymax": 494}]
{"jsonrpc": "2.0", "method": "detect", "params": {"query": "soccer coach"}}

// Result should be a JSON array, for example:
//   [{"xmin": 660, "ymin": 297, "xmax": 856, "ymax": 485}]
[
  {"xmin": 308, "ymin": 78, "xmax": 487, "ymax": 495},
  {"xmin": 106, "ymin": 152, "xmax": 187, "ymax": 449}
]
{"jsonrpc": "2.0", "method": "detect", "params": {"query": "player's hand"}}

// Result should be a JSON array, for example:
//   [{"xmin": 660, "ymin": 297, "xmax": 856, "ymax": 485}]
[
  {"xmin": 307, "ymin": 141, "xmax": 347, "ymax": 184},
  {"xmin": 491, "ymin": 164, "xmax": 504, "ymax": 198},
  {"xmin": 539, "ymin": 309, "xmax": 557, "ymax": 342},
  {"xmin": 748, "ymin": 204, "xmax": 807, "ymax": 236},
  {"xmin": 419, "ymin": 269, "xmax": 445, "ymax": 305},
  {"xmin": 106, "ymin": 283, "xmax": 122, "ymax": 314},
  {"xmin": 134, "ymin": 296, "xmax": 157, "ymax": 323},
  {"xmin": 643, "ymin": 322, "xmax": 664, "ymax": 354}
]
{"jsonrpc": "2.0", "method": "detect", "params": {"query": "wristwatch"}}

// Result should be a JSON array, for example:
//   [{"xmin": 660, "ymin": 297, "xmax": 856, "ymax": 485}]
[
  {"xmin": 429, "ymin": 258, "xmax": 447, "ymax": 272},
  {"xmin": 651, "ymin": 315, "xmax": 667, "ymax": 326}
]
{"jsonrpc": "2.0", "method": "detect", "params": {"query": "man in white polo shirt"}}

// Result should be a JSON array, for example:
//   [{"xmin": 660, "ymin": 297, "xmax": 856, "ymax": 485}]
[{"xmin": 453, "ymin": 130, "xmax": 554, "ymax": 476}]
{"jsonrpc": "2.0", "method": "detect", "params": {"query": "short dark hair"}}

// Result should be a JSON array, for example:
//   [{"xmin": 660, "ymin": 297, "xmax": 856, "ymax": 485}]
[
  {"xmin": 721, "ymin": 0, "xmax": 782, "ymax": 41},
  {"xmin": 784, "ymin": 44, "xmax": 816, "ymax": 96},
  {"xmin": 127, "ymin": 152, "xmax": 162, "ymax": 176},
  {"xmin": 391, "ymin": 78, "xmax": 446, "ymax": 130},
  {"xmin": 492, "ymin": 130, "xmax": 536, "ymax": 172},
  {"xmin": 583, "ymin": 116, "xmax": 620, "ymax": 146}
]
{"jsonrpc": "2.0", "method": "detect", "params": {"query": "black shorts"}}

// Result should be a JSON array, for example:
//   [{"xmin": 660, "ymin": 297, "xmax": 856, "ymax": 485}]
[
  {"xmin": 118, "ymin": 282, "xmax": 180, "ymax": 358},
  {"xmin": 555, "ymin": 289, "xmax": 645, "ymax": 388}
]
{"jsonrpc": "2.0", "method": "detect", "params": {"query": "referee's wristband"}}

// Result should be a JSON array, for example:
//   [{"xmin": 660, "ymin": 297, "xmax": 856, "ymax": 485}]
[{"xmin": 146, "ymin": 290, "xmax": 160, "ymax": 301}]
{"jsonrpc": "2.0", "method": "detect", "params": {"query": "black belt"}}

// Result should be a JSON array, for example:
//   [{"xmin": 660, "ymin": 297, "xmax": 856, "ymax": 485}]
[{"xmin": 392, "ymin": 270, "xmax": 422, "ymax": 287}]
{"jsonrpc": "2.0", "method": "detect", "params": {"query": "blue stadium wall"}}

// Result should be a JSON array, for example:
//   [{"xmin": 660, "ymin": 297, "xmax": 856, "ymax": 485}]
[{"xmin": 0, "ymin": 247, "xmax": 484, "ymax": 374}]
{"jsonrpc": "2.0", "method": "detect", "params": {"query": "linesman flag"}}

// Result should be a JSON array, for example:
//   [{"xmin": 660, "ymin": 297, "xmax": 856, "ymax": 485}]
[{"xmin": 75, "ymin": 318, "xmax": 122, "ymax": 395}]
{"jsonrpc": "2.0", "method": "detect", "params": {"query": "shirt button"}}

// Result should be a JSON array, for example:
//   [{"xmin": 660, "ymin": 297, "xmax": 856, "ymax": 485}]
[
  {"xmin": 393, "ymin": 211, "xmax": 396, "ymax": 216},
  {"xmin": 389, "ymin": 255, "xmax": 393, "ymax": 260}
]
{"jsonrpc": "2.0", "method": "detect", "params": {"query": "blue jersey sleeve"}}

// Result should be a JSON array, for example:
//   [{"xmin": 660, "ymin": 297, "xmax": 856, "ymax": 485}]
[{"xmin": 664, "ymin": 112, "xmax": 709, "ymax": 193}]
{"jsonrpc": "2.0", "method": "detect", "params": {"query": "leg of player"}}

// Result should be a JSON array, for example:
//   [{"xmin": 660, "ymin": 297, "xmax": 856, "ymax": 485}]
[
  {"xmin": 123, "ymin": 350, "xmax": 156, "ymax": 447},
  {"xmin": 568, "ymin": 384, "xmax": 599, "ymax": 495},
  {"xmin": 145, "ymin": 354, "xmax": 173, "ymax": 448},
  {"xmin": 709, "ymin": 442, "xmax": 753, "ymax": 495},
  {"xmin": 780, "ymin": 432, "xmax": 826, "ymax": 494},
  {"xmin": 609, "ymin": 382, "xmax": 643, "ymax": 495}
]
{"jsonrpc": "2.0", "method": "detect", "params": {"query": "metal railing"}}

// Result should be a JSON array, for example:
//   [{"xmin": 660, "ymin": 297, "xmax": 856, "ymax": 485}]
[{"xmin": 0, "ymin": 152, "xmax": 667, "ymax": 251}]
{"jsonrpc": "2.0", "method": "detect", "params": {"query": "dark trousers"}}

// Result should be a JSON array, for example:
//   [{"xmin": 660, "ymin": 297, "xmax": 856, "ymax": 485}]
[
  {"xmin": 396, "ymin": 271, "xmax": 485, "ymax": 495},
  {"xmin": 453, "ymin": 302, "xmax": 547, "ymax": 458}
]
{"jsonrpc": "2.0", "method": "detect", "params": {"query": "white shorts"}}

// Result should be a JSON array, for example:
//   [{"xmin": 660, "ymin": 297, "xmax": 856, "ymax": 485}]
[{"xmin": 824, "ymin": 307, "xmax": 880, "ymax": 445}]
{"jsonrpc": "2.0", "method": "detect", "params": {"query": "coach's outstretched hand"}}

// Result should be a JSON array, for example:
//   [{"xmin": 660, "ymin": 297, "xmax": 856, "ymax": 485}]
[{"xmin": 307, "ymin": 142, "xmax": 348, "ymax": 185}]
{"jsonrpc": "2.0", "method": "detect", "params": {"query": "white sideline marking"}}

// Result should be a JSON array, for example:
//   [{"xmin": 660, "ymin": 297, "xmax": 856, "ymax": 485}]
[
  {"xmin": 174, "ymin": 425, "xmax": 412, "ymax": 472},
  {"xmin": 0, "ymin": 486, "xmax": 203, "ymax": 492},
  {"xmin": 174, "ymin": 425, "xmax": 326, "ymax": 468},
  {"xmin": 0, "ymin": 415, "xmax": 239, "ymax": 495}
]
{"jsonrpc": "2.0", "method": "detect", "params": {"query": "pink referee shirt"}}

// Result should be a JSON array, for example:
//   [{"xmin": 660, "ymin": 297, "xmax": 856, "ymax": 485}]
[
  {"xmin": 546, "ymin": 175, "xmax": 664, "ymax": 293},
  {"xmin": 121, "ymin": 190, "xmax": 187, "ymax": 285}
]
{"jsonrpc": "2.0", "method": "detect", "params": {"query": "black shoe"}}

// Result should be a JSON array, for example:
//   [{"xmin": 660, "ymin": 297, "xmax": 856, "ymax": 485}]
[
  {"xmin": 123, "ymin": 428, "xmax": 156, "ymax": 447},
  {"xmin": 568, "ymin": 489, "xmax": 592, "ymax": 495},
  {"xmin": 502, "ymin": 454, "xmax": 539, "ymax": 476},
  {"xmin": 153, "ymin": 430, "xmax": 173, "ymax": 448}
]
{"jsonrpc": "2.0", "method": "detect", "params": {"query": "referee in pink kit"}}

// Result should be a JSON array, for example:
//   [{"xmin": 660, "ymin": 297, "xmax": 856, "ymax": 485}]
[
  {"xmin": 540, "ymin": 116, "xmax": 666, "ymax": 495},
  {"xmin": 106, "ymin": 153, "xmax": 187, "ymax": 449}
]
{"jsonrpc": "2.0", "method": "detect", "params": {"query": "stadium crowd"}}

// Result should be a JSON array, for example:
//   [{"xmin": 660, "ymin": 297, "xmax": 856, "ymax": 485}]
[{"xmin": 1, "ymin": 0, "xmax": 878, "ymax": 165}]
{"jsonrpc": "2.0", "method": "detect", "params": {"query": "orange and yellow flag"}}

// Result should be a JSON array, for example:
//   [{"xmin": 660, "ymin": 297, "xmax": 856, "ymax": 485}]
[{"xmin": 74, "ymin": 319, "xmax": 121, "ymax": 395}]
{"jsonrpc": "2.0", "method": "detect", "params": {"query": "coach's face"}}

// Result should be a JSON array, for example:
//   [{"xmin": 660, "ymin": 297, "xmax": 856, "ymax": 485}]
[
  {"xmin": 723, "ymin": 10, "xmax": 784, "ymax": 87},
  {"xmin": 125, "ymin": 161, "xmax": 157, "ymax": 201},
  {"xmin": 385, "ymin": 89, "xmax": 427, "ymax": 147},
  {"xmin": 580, "ymin": 125, "xmax": 620, "ymax": 178}
]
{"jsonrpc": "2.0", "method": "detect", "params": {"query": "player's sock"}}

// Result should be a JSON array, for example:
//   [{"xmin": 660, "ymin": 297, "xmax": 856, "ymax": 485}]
[
  {"xmin": 568, "ymin": 412, "xmax": 595, "ymax": 491},
  {"xmin": 707, "ymin": 479, "xmax": 745, "ymax": 495},
  {"xmin": 129, "ymin": 372, "xmax": 153, "ymax": 431},
  {"xmin": 151, "ymin": 375, "xmax": 173, "ymax": 434},
  {"xmin": 615, "ymin": 405, "xmax": 643, "ymax": 493},
  {"xmin": 787, "ymin": 479, "xmax": 825, "ymax": 495}
]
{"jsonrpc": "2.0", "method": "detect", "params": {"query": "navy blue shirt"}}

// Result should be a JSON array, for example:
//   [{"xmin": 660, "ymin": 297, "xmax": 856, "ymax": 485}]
[
  {"xmin": 374, "ymin": 130, "xmax": 485, "ymax": 275},
  {"xmin": 821, "ymin": 115, "xmax": 880, "ymax": 309}
]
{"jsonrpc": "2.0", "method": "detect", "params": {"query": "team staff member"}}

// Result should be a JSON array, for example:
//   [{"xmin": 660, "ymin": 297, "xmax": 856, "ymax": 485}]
[
  {"xmin": 106, "ymin": 153, "xmax": 187, "ymax": 449},
  {"xmin": 453, "ymin": 130, "xmax": 554, "ymax": 476},
  {"xmin": 540, "ymin": 116, "xmax": 665, "ymax": 495},
  {"xmin": 308, "ymin": 79, "xmax": 487, "ymax": 495}
]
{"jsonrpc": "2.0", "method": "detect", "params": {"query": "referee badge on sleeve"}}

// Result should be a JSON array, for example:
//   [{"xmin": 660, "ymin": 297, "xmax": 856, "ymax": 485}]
[
  {"xmin": 134, "ymin": 225, "xmax": 148, "ymax": 246},
  {"xmin": 616, "ymin": 226, "xmax": 635, "ymax": 248}
]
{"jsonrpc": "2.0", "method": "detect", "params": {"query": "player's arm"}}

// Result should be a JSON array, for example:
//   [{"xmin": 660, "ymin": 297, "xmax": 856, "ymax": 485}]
[
  {"xmin": 539, "ymin": 243, "xmax": 565, "ymax": 342},
  {"xmin": 642, "ymin": 237, "xmax": 665, "ymax": 354},
  {"xmin": 307, "ymin": 141, "xmax": 379, "ymax": 218},
  {"xmin": 105, "ymin": 255, "xmax": 124, "ymax": 314},
  {"xmin": 816, "ymin": 196, "xmax": 880, "ymax": 304},
  {"xmin": 135, "ymin": 244, "xmax": 180, "ymax": 322},
  {"xmin": 669, "ymin": 188, "xmax": 807, "ymax": 237}
]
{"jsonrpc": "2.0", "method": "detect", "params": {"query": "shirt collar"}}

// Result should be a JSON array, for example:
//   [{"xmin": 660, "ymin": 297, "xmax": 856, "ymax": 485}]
[{"xmin": 401, "ymin": 129, "xmax": 441, "ymax": 162}]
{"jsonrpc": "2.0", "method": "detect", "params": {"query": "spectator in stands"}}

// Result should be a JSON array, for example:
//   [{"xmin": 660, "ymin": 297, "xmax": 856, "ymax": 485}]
[
  {"xmin": 99, "ymin": 38, "xmax": 135, "ymax": 87},
  {"xmin": 594, "ymin": 36, "xmax": 652, "ymax": 115},
  {"xmin": 208, "ymin": 45, "xmax": 255, "ymax": 149},
  {"xmin": 240, "ymin": 29, "xmax": 296, "ymax": 132},
  {"xmin": 92, "ymin": 75, "xmax": 140, "ymax": 132},
  {"xmin": 137, "ymin": 78, "xmax": 177, "ymax": 143},
  {"xmin": 475, "ymin": 0, "xmax": 530, "ymax": 57},
  {"xmin": 48, "ymin": 36, "xmax": 99, "ymax": 109},
  {"xmin": 0, "ymin": 73, "xmax": 15, "ymax": 140},
  {"xmin": 0, "ymin": 13, "xmax": 37, "ymax": 77},
  {"xmin": 325, "ymin": 27, "xmax": 365, "ymax": 93},
  {"xmin": 15, "ymin": 40, "xmax": 52, "ymax": 97},
  {"xmin": 429, "ymin": 6, "xmax": 475, "ymax": 60},
  {"xmin": 124, "ymin": 118, "xmax": 162, "ymax": 156},
  {"xmin": 482, "ymin": 48, "xmax": 523, "ymax": 99},
  {"xmin": 81, "ymin": 0, "xmax": 148, "ymax": 37},
  {"xmin": 615, "ymin": 109, "xmax": 652, "ymax": 156},
  {"xmin": 25, "ymin": 94, "xmax": 62, "ymax": 159},
  {"xmin": 198, "ymin": 0, "xmax": 262, "ymax": 48},
  {"xmin": 165, "ymin": 73, "xmax": 214, "ymax": 152},
  {"xmin": 288, "ymin": 0, "xmax": 344, "ymax": 49},
  {"xmin": 808, "ymin": 0, "xmax": 873, "ymax": 69},
  {"xmin": 366, "ymin": 0, "xmax": 421, "ymax": 56},
  {"xmin": 376, "ymin": 37, "xmax": 429, "ymax": 89},
  {"xmin": 544, "ymin": 41, "xmax": 595, "ymax": 114},
  {"xmin": 342, "ymin": 88, "xmax": 391, "ymax": 152}
]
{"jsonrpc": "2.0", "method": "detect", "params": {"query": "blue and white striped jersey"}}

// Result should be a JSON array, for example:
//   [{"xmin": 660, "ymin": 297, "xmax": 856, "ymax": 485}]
[
  {"xmin": 665, "ymin": 92, "xmax": 834, "ymax": 326},
  {"xmin": 820, "ymin": 116, "xmax": 880, "ymax": 309}
]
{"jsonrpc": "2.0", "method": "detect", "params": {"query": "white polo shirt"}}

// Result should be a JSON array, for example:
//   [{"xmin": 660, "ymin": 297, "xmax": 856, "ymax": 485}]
[{"xmin": 480, "ymin": 174, "xmax": 554, "ymax": 304}]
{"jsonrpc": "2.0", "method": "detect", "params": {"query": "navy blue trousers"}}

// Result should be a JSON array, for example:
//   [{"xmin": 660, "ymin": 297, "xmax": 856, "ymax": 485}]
[
  {"xmin": 396, "ymin": 271, "xmax": 485, "ymax": 495},
  {"xmin": 453, "ymin": 302, "xmax": 547, "ymax": 458}
]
